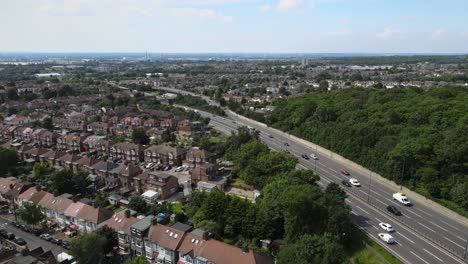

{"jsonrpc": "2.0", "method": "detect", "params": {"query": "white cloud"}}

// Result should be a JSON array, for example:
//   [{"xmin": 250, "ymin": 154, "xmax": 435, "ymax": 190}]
[
  {"xmin": 276, "ymin": 0, "xmax": 302, "ymax": 11},
  {"xmin": 431, "ymin": 28, "xmax": 447, "ymax": 39},
  {"xmin": 376, "ymin": 27, "xmax": 399, "ymax": 39},
  {"xmin": 260, "ymin": 4, "xmax": 271, "ymax": 11},
  {"xmin": 169, "ymin": 7, "xmax": 234, "ymax": 24}
]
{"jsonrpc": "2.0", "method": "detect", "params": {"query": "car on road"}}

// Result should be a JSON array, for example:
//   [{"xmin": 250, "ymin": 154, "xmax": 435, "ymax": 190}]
[
  {"xmin": 341, "ymin": 170, "xmax": 350, "ymax": 176},
  {"xmin": 61, "ymin": 240, "xmax": 71, "ymax": 249},
  {"xmin": 13, "ymin": 237, "xmax": 27, "ymax": 246},
  {"xmin": 301, "ymin": 154, "xmax": 310, "ymax": 160},
  {"xmin": 268, "ymin": 134, "xmax": 274, "ymax": 138},
  {"xmin": 349, "ymin": 178, "xmax": 361, "ymax": 187},
  {"xmin": 5, "ymin": 231, "xmax": 15, "ymax": 240},
  {"xmin": 378, "ymin": 233, "xmax": 395, "ymax": 244},
  {"xmin": 341, "ymin": 180, "xmax": 351, "ymax": 187},
  {"xmin": 40, "ymin": 233, "xmax": 52, "ymax": 241},
  {"xmin": 284, "ymin": 142, "xmax": 290, "ymax": 146},
  {"xmin": 310, "ymin": 154, "xmax": 318, "ymax": 160},
  {"xmin": 393, "ymin": 192, "xmax": 412, "ymax": 206},
  {"xmin": 50, "ymin": 237, "xmax": 62, "ymax": 245},
  {"xmin": 379, "ymin": 223, "xmax": 394, "ymax": 232},
  {"xmin": 282, "ymin": 149, "xmax": 290, "ymax": 154},
  {"xmin": 0, "ymin": 229, "xmax": 8, "ymax": 238},
  {"xmin": 386, "ymin": 205, "xmax": 402, "ymax": 216}
]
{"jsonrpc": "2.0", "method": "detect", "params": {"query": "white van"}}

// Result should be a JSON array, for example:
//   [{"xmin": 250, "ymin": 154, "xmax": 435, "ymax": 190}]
[
  {"xmin": 393, "ymin": 192, "xmax": 411, "ymax": 206},
  {"xmin": 378, "ymin": 233, "xmax": 395, "ymax": 244}
]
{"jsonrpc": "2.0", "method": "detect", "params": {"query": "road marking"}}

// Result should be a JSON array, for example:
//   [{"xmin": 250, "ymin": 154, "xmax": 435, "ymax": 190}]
[
  {"xmin": 422, "ymin": 248, "xmax": 443, "ymax": 262},
  {"xmin": 429, "ymin": 221, "xmax": 448, "ymax": 232},
  {"xmin": 375, "ymin": 218, "xmax": 383, "ymax": 223},
  {"xmin": 406, "ymin": 210, "xmax": 423, "ymax": 218},
  {"xmin": 456, "ymin": 235, "xmax": 464, "ymax": 241},
  {"xmin": 398, "ymin": 233, "xmax": 415, "ymax": 244},
  {"xmin": 410, "ymin": 251, "xmax": 430, "ymax": 264},
  {"xmin": 317, "ymin": 181, "xmax": 324, "ymax": 186},
  {"xmin": 356, "ymin": 206, "xmax": 369, "ymax": 215},
  {"xmin": 351, "ymin": 211, "xmax": 358, "ymax": 216},
  {"xmin": 418, "ymin": 223, "xmax": 435, "ymax": 233},
  {"xmin": 372, "ymin": 226, "xmax": 379, "ymax": 231},
  {"xmin": 444, "ymin": 236, "xmax": 464, "ymax": 249},
  {"xmin": 416, "ymin": 208, "xmax": 432, "ymax": 217},
  {"xmin": 375, "ymin": 198, "xmax": 387, "ymax": 205}
]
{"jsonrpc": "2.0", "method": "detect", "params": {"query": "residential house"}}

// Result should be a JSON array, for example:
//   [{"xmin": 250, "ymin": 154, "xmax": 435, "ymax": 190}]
[
  {"xmin": 39, "ymin": 150, "xmax": 66, "ymax": 168},
  {"xmin": 87, "ymin": 122, "xmax": 111, "ymax": 135},
  {"xmin": 102, "ymin": 212, "xmax": 140, "ymax": 252},
  {"xmin": 82, "ymin": 135, "xmax": 107, "ymax": 153},
  {"xmin": 145, "ymin": 172, "xmax": 179, "ymax": 200},
  {"xmin": 74, "ymin": 204, "xmax": 113, "ymax": 233},
  {"xmin": 94, "ymin": 139, "xmax": 115, "ymax": 156},
  {"xmin": 38, "ymin": 130, "xmax": 58, "ymax": 147},
  {"xmin": 130, "ymin": 215, "xmax": 155, "ymax": 257},
  {"xmin": 110, "ymin": 142, "xmax": 143, "ymax": 162},
  {"xmin": 57, "ymin": 133, "xmax": 87, "ymax": 153},
  {"xmin": 144, "ymin": 145, "xmax": 186, "ymax": 166},
  {"xmin": 57, "ymin": 153, "xmax": 83, "ymax": 171},
  {"xmin": 41, "ymin": 195, "xmax": 73, "ymax": 227},
  {"xmin": 144, "ymin": 223, "xmax": 186, "ymax": 263},
  {"xmin": 183, "ymin": 147, "xmax": 216, "ymax": 168},
  {"xmin": 17, "ymin": 187, "xmax": 47, "ymax": 207}
]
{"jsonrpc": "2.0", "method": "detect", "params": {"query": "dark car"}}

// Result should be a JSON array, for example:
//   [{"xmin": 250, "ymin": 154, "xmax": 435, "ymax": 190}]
[
  {"xmin": 387, "ymin": 205, "xmax": 402, "ymax": 216},
  {"xmin": 282, "ymin": 149, "xmax": 290, "ymax": 154},
  {"xmin": 340, "ymin": 170, "xmax": 350, "ymax": 176},
  {"xmin": 0, "ymin": 229, "xmax": 8, "ymax": 238},
  {"xmin": 301, "ymin": 154, "xmax": 310, "ymax": 160},
  {"xmin": 50, "ymin": 237, "xmax": 62, "ymax": 245},
  {"xmin": 11, "ymin": 221, "xmax": 22, "ymax": 228},
  {"xmin": 5, "ymin": 231, "xmax": 15, "ymax": 240},
  {"xmin": 20, "ymin": 225, "xmax": 32, "ymax": 233},
  {"xmin": 341, "ymin": 180, "xmax": 351, "ymax": 187},
  {"xmin": 61, "ymin": 240, "xmax": 71, "ymax": 249},
  {"xmin": 13, "ymin": 237, "xmax": 27, "ymax": 246},
  {"xmin": 284, "ymin": 142, "xmax": 290, "ymax": 146},
  {"xmin": 268, "ymin": 134, "xmax": 274, "ymax": 138},
  {"xmin": 163, "ymin": 165, "xmax": 172, "ymax": 171}
]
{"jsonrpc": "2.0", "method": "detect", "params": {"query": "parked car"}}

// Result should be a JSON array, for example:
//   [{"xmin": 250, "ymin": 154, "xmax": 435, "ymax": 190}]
[
  {"xmin": 145, "ymin": 163, "xmax": 154, "ymax": 169},
  {"xmin": 61, "ymin": 240, "xmax": 71, "ymax": 249},
  {"xmin": 5, "ymin": 231, "xmax": 15, "ymax": 240},
  {"xmin": 175, "ymin": 166, "xmax": 184, "ymax": 172},
  {"xmin": 349, "ymin": 178, "xmax": 361, "ymax": 187},
  {"xmin": 379, "ymin": 223, "xmax": 395, "ymax": 232},
  {"xmin": 0, "ymin": 229, "xmax": 8, "ymax": 238},
  {"xmin": 378, "ymin": 233, "xmax": 395, "ymax": 244},
  {"xmin": 284, "ymin": 142, "xmax": 290, "ymax": 146},
  {"xmin": 341, "ymin": 180, "xmax": 351, "ymax": 187},
  {"xmin": 11, "ymin": 221, "xmax": 22, "ymax": 228},
  {"xmin": 20, "ymin": 225, "xmax": 32, "ymax": 233},
  {"xmin": 13, "ymin": 237, "xmax": 27, "ymax": 246},
  {"xmin": 301, "ymin": 154, "xmax": 310, "ymax": 160},
  {"xmin": 40, "ymin": 233, "xmax": 52, "ymax": 241},
  {"xmin": 341, "ymin": 170, "xmax": 350, "ymax": 176},
  {"xmin": 386, "ymin": 205, "xmax": 402, "ymax": 216},
  {"xmin": 163, "ymin": 165, "xmax": 172, "ymax": 171},
  {"xmin": 50, "ymin": 237, "xmax": 62, "ymax": 245}
]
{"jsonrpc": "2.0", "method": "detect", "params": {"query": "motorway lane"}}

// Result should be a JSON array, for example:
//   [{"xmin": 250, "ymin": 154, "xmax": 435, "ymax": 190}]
[
  {"xmin": 202, "ymin": 112, "xmax": 466, "ymax": 264},
  {"xmin": 213, "ymin": 111, "xmax": 468, "ymax": 257}
]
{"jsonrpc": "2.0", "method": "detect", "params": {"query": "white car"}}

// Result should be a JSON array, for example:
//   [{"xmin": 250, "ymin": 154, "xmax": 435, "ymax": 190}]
[
  {"xmin": 310, "ymin": 154, "xmax": 318, "ymax": 160},
  {"xmin": 379, "ymin": 223, "xmax": 394, "ymax": 232},
  {"xmin": 175, "ymin": 166, "xmax": 185, "ymax": 172},
  {"xmin": 378, "ymin": 233, "xmax": 395, "ymax": 244},
  {"xmin": 393, "ymin": 192, "xmax": 411, "ymax": 206},
  {"xmin": 145, "ymin": 163, "xmax": 154, "ymax": 169},
  {"xmin": 349, "ymin": 178, "xmax": 361, "ymax": 187}
]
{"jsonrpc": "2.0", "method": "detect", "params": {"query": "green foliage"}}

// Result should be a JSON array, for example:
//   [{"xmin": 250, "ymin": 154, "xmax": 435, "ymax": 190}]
[
  {"xmin": 175, "ymin": 94, "xmax": 226, "ymax": 116},
  {"xmin": 17, "ymin": 203, "xmax": 44, "ymax": 227},
  {"xmin": 0, "ymin": 147, "xmax": 19, "ymax": 176},
  {"xmin": 48, "ymin": 169, "xmax": 91, "ymax": 195},
  {"xmin": 269, "ymin": 87, "xmax": 468, "ymax": 213},
  {"xmin": 95, "ymin": 225, "xmax": 118, "ymax": 254},
  {"xmin": 128, "ymin": 196, "xmax": 148, "ymax": 214},
  {"xmin": 41, "ymin": 117, "xmax": 54, "ymax": 129},
  {"xmin": 217, "ymin": 126, "xmax": 259, "ymax": 160},
  {"xmin": 124, "ymin": 256, "xmax": 149, "ymax": 264},
  {"xmin": 132, "ymin": 127, "xmax": 150, "ymax": 145},
  {"xmin": 277, "ymin": 233, "xmax": 348, "ymax": 264},
  {"xmin": 32, "ymin": 162, "xmax": 49, "ymax": 177},
  {"xmin": 69, "ymin": 233, "xmax": 106, "ymax": 264}
]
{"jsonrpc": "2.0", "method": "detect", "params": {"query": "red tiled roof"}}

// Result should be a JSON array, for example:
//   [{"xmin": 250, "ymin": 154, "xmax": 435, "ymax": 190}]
[{"xmin": 147, "ymin": 224, "xmax": 185, "ymax": 251}]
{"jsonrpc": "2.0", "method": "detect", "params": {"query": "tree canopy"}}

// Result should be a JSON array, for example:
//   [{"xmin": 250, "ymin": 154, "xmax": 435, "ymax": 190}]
[{"xmin": 69, "ymin": 233, "xmax": 106, "ymax": 264}]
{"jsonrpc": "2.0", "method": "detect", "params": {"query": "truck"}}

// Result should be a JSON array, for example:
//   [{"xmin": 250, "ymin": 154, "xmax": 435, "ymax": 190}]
[{"xmin": 393, "ymin": 192, "xmax": 411, "ymax": 206}]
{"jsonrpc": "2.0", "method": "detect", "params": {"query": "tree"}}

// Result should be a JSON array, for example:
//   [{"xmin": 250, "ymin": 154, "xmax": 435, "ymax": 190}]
[
  {"xmin": 95, "ymin": 225, "xmax": 118, "ymax": 254},
  {"xmin": 17, "ymin": 203, "xmax": 44, "ymax": 227},
  {"xmin": 6, "ymin": 88, "xmax": 18, "ymax": 100},
  {"xmin": 69, "ymin": 233, "xmax": 106, "ymax": 264},
  {"xmin": 0, "ymin": 147, "xmax": 18, "ymax": 175},
  {"xmin": 132, "ymin": 127, "xmax": 150, "ymax": 145},
  {"xmin": 128, "ymin": 196, "xmax": 147, "ymax": 214},
  {"xmin": 33, "ymin": 162, "xmax": 49, "ymax": 177},
  {"xmin": 318, "ymin": 80, "xmax": 329, "ymax": 91},
  {"xmin": 124, "ymin": 256, "xmax": 149, "ymax": 264},
  {"xmin": 277, "ymin": 234, "xmax": 348, "ymax": 264},
  {"xmin": 41, "ymin": 117, "xmax": 53, "ymax": 129}
]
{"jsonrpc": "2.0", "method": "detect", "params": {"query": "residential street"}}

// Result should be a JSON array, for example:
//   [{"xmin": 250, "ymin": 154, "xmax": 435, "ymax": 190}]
[{"xmin": 0, "ymin": 215, "xmax": 66, "ymax": 256}]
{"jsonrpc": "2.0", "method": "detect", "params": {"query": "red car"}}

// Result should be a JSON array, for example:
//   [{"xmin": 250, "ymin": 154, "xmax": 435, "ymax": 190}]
[{"xmin": 341, "ymin": 170, "xmax": 350, "ymax": 176}]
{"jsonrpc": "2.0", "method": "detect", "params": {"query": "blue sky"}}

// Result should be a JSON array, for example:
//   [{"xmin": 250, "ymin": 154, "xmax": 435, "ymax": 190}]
[{"xmin": 1, "ymin": 0, "xmax": 467, "ymax": 53}]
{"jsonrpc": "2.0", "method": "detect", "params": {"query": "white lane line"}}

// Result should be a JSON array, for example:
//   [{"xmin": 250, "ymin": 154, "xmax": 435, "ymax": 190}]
[
  {"xmin": 356, "ymin": 206, "xmax": 369, "ymax": 215},
  {"xmin": 416, "ymin": 208, "xmax": 432, "ymax": 217},
  {"xmin": 317, "ymin": 181, "xmax": 324, "ymax": 186},
  {"xmin": 410, "ymin": 251, "xmax": 430, "ymax": 264},
  {"xmin": 375, "ymin": 198, "xmax": 387, "ymax": 205},
  {"xmin": 359, "ymin": 189, "xmax": 367, "ymax": 196},
  {"xmin": 444, "ymin": 236, "xmax": 464, "ymax": 249},
  {"xmin": 418, "ymin": 222, "xmax": 435, "ymax": 233},
  {"xmin": 456, "ymin": 235, "xmax": 464, "ymax": 241},
  {"xmin": 398, "ymin": 233, "xmax": 415, "ymax": 244},
  {"xmin": 373, "ymin": 226, "xmax": 379, "ymax": 231},
  {"xmin": 429, "ymin": 221, "xmax": 448, "ymax": 232},
  {"xmin": 422, "ymin": 248, "xmax": 443, "ymax": 262},
  {"xmin": 374, "ymin": 218, "xmax": 383, "ymax": 223},
  {"xmin": 406, "ymin": 210, "xmax": 423, "ymax": 218},
  {"xmin": 351, "ymin": 211, "xmax": 358, "ymax": 216}
]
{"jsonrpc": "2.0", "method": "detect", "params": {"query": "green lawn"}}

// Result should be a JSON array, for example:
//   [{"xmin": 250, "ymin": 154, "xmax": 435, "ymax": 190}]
[{"xmin": 232, "ymin": 178, "xmax": 255, "ymax": 191}]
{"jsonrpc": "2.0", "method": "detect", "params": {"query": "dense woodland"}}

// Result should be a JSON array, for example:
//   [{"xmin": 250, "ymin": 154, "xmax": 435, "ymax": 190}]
[{"xmin": 268, "ymin": 86, "xmax": 468, "ymax": 215}]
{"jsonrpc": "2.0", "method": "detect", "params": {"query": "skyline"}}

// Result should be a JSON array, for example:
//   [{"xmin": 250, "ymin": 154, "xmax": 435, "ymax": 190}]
[{"xmin": 1, "ymin": 0, "xmax": 468, "ymax": 53}]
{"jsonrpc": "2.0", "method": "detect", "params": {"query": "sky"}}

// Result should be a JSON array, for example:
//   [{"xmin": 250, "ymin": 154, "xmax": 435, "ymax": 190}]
[{"xmin": 1, "ymin": 0, "xmax": 468, "ymax": 53}]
